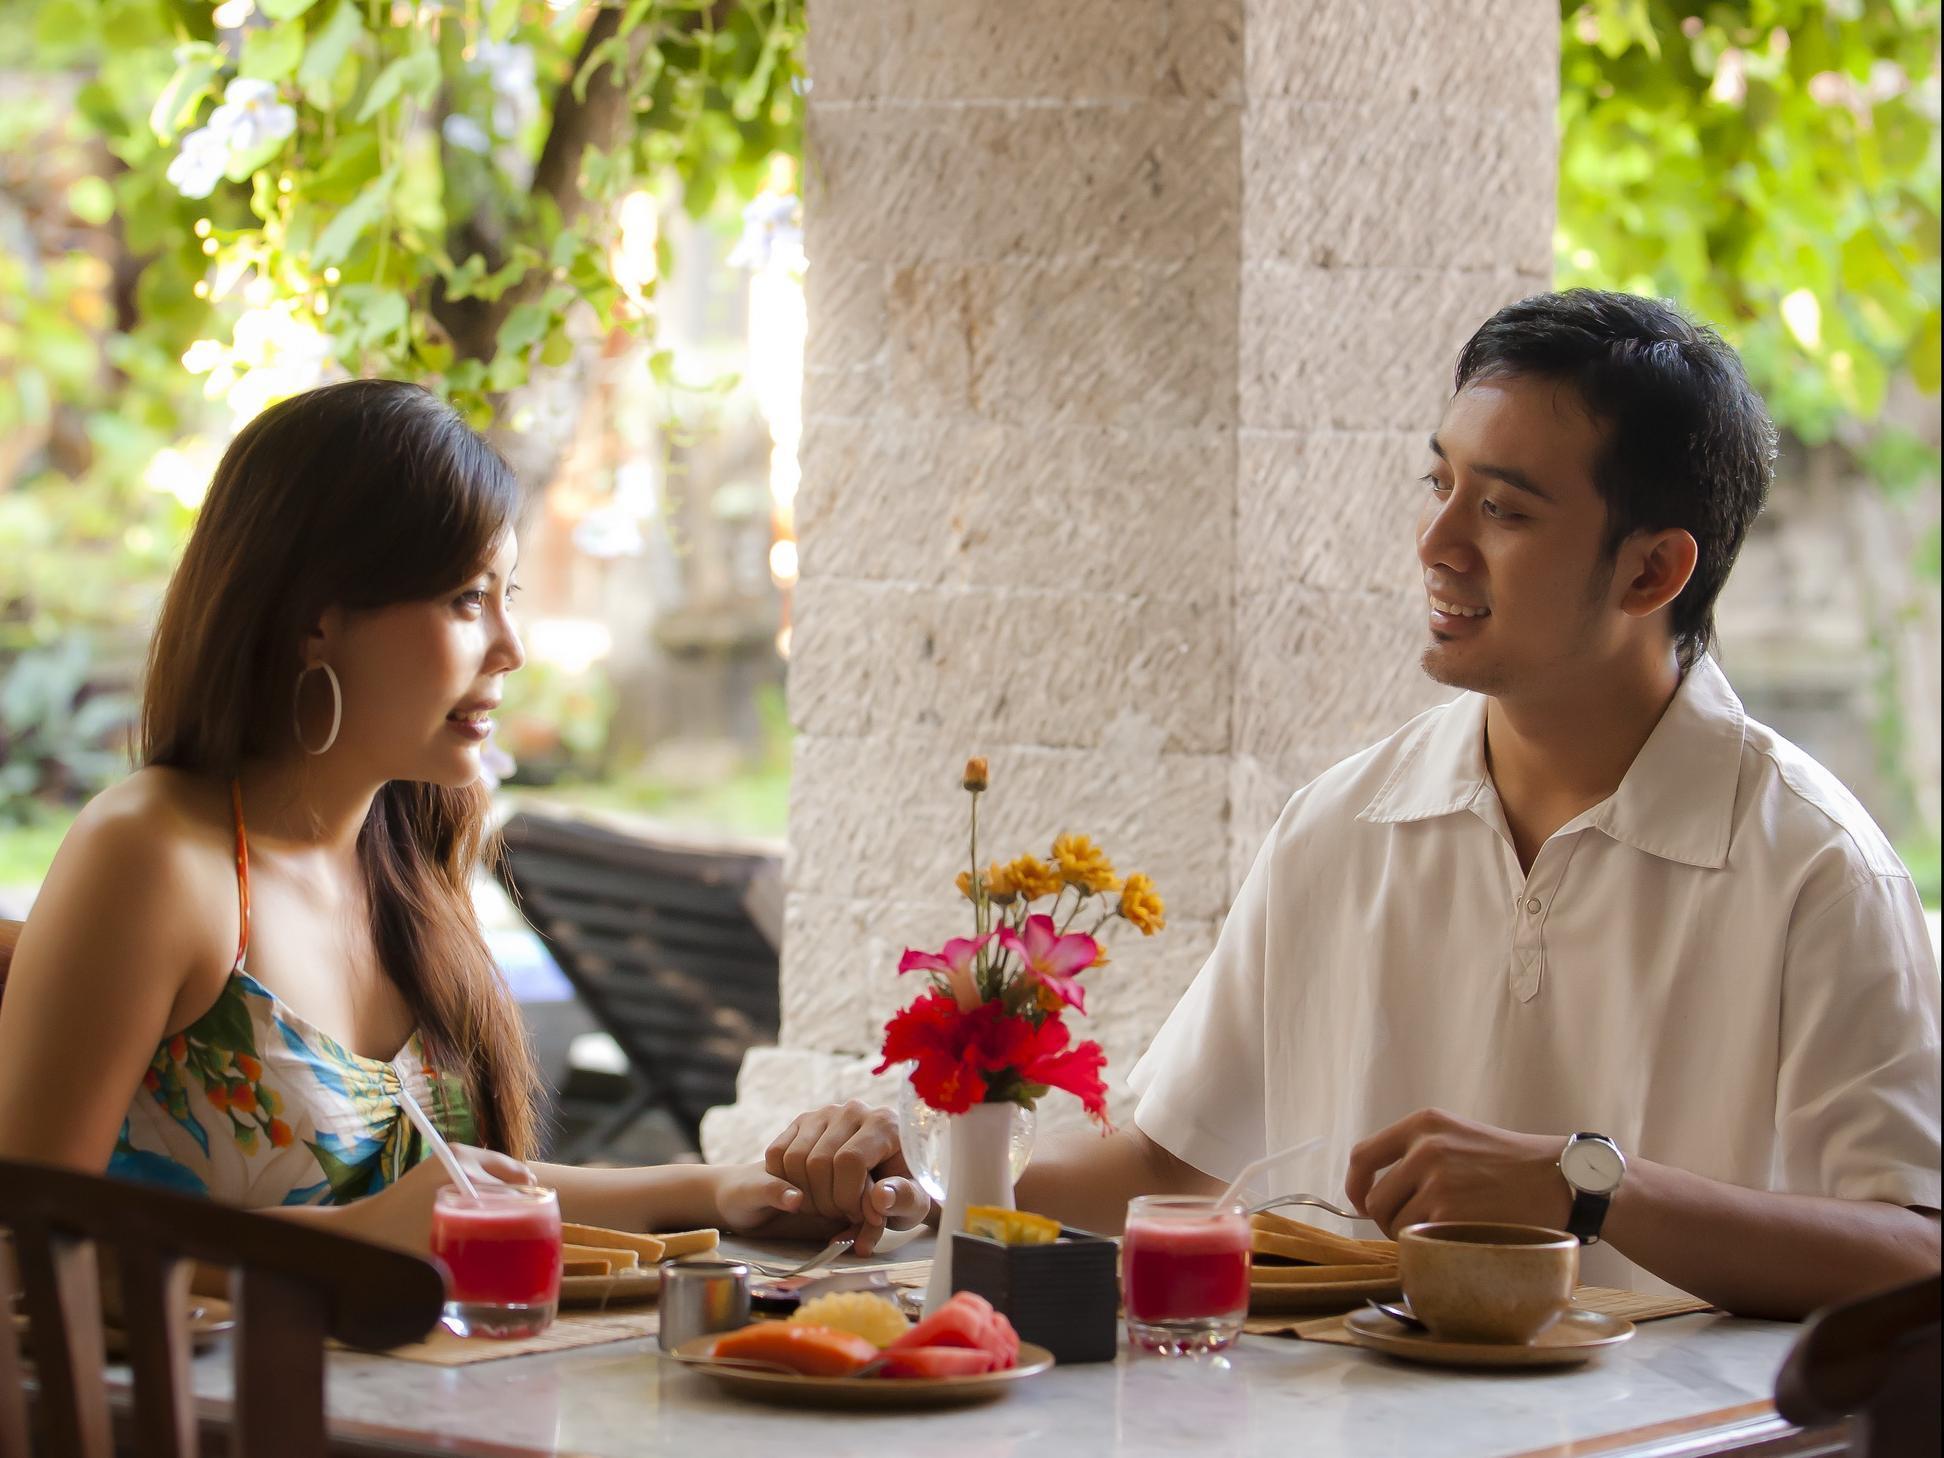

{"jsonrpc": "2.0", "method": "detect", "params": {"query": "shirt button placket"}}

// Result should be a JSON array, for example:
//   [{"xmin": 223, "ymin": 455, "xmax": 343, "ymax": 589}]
[{"xmin": 1511, "ymin": 881, "xmax": 1548, "ymax": 1003}]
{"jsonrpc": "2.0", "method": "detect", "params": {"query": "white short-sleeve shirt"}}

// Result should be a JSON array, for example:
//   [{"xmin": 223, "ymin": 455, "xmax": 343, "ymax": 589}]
[{"xmin": 1126, "ymin": 656, "xmax": 1942, "ymax": 1291}]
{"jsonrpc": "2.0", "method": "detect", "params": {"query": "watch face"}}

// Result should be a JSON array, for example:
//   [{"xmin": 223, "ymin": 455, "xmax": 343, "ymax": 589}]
[{"xmin": 1564, "ymin": 1138, "xmax": 1625, "ymax": 1193}]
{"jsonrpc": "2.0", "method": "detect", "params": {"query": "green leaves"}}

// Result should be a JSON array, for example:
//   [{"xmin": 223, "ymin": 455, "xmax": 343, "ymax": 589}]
[
  {"xmin": 239, "ymin": 19, "xmax": 304, "ymax": 82},
  {"xmin": 356, "ymin": 48, "xmax": 439, "ymax": 123},
  {"xmin": 297, "ymin": 0, "xmax": 363, "ymax": 110},
  {"xmin": 149, "ymin": 42, "xmax": 221, "ymax": 141},
  {"xmin": 312, "ymin": 166, "xmax": 396, "ymax": 266},
  {"xmin": 1558, "ymin": 0, "xmax": 1942, "ymax": 447}
]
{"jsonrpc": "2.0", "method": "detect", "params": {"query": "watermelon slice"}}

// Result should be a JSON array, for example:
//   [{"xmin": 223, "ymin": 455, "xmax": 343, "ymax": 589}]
[
  {"xmin": 885, "ymin": 1292, "xmax": 1020, "ymax": 1370},
  {"xmin": 873, "ymin": 1346, "xmax": 997, "ymax": 1379}
]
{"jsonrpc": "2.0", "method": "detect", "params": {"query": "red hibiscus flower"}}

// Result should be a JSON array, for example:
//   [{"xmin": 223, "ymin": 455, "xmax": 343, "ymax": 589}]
[{"xmin": 876, "ymin": 992, "xmax": 1111, "ymax": 1124}]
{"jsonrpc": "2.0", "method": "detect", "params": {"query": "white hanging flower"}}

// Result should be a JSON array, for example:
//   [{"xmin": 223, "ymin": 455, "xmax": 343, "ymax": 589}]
[
  {"xmin": 206, "ymin": 78, "xmax": 297, "ymax": 155},
  {"xmin": 474, "ymin": 40, "xmax": 539, "ymax": 137},
  {"xmin": 475, "ymin": 40, "xmax": 536, "ymax": 97},
  {"xmin": 441, "ymin": 114, "xmax": 491, "ymax": 155},
  {"xmin": 728, "ymin": 192, "xmax": 804, "ymax": 273},
  {"xmin": 180, "ymin": 338, "xmax": 229, "ymax": 374},
  {"xmin": 571, "ymin": 507, "xmax": 646, "ymax": 559},
  {"xmin": 479, "ymin": 728, "xmax": 517, "ymax": 791},
  {"xmin": 165, "ymin": 127, "xmax": 229, "ymax": 199}
]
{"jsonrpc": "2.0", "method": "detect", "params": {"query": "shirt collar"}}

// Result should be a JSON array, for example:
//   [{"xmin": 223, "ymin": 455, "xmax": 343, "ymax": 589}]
[{"xmin": 1358, "ymin": 656, "xmax": 1747, "ymax": 870}]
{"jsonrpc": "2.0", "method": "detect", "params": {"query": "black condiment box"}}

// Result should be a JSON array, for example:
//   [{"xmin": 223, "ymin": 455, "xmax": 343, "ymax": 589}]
[{"xmin": 950, "ymin": 1226, "xmax": 1119, "ymax": 1363}]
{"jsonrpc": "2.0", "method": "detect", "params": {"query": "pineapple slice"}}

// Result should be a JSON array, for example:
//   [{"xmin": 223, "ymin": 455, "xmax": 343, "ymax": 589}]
[
  {"xmin": 787, "ymin": 1290, "xmax": 912, "ymax": 1348},
  {"xmin": 963, "ymin": 1205, "xmax": 1062, "ymax": 1245}
]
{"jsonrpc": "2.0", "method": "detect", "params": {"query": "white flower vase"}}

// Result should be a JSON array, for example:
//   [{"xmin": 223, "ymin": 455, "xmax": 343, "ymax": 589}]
[{"xmin": 910, "ymin": 1099, "xmax": 1035, "ymax": 1316}]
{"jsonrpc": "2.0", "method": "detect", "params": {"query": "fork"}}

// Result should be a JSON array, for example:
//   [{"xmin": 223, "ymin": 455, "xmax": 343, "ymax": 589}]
[
  {"xmin": 737, "ymin": 1237, "xmax": 856, "ymax": 1280},
  {"xmin": 1246, "ymin": 1192, "xmax": 1376, "ymax": 1223}
]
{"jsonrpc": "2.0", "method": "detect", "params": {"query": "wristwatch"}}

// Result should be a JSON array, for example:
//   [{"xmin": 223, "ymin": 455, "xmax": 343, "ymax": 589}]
[{"xmin": 1558, "ymin": 1133, "xmax": 1626, "ymax": 1245}]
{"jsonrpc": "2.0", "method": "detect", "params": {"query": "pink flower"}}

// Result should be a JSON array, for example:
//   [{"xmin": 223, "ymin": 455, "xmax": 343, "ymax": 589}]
[
  {"xmin": 898, "ymin": 933, "xmax": 991, "ymax": 1012},
  {"xmin": 996, "ymin": 914, "xmax": 1098, "ymax": 1015}
]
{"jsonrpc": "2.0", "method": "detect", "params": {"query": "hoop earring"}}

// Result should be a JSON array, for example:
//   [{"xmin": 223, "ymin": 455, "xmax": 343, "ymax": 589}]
[{"xmin": 292, "ymin": 664, "xmax": 342, "ymax": 756}]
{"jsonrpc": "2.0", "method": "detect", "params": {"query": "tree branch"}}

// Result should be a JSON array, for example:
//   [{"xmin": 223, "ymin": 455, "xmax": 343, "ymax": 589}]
[{"xmin": 431, "ymin": 3, "xmax": 636, "ymax": 361}]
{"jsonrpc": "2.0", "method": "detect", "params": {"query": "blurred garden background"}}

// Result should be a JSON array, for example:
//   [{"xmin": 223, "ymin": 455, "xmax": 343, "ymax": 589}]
[{"xmin": 0, "ymin": 0, "xmax": 1939, "ymax": 915}]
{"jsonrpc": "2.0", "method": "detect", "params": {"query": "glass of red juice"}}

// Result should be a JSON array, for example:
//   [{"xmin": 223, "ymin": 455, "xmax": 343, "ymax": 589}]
[
  {"xmin": 430, "ymin": 1184, "xmax": 563, "ymax": 1339},
  {"xmin": 1121, "ymin": 1195, "xmax": 1252, "ymax": 1354}
]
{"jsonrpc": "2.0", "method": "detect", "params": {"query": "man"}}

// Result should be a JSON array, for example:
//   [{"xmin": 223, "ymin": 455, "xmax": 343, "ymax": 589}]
[{"xmin": 770, "ymin": 291, "xmax": 1941, "ymax": 1316}]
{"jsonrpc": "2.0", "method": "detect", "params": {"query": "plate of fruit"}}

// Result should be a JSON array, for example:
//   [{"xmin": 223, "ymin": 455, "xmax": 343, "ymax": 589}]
[{"xmin": 671, "ymin": 1291, "xmax": 1052, "ymax": 1408}]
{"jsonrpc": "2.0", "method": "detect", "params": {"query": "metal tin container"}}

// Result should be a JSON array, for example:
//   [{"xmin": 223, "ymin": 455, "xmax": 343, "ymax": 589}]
[{"xmin": 657, "ymin": 1258, "xmax": 751, "ymax": 1351}]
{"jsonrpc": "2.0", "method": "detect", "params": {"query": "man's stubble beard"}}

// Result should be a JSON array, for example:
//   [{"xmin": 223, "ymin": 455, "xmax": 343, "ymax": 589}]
[{"xmin": 1420, "ymin": 637, "xmax": 1506, "ymax": 697}]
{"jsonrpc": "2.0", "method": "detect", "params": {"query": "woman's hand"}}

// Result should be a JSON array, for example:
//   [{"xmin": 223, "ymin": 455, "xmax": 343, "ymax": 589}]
[{"xmin": 339, "ymin": 1144, "xmax": 534, "ymax": 1252}]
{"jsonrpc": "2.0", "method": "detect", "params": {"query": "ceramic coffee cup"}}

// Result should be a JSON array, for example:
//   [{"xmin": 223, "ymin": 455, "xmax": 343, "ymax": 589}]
[{"xmin": 1397, "ymin": 1222, "xmax": 1578, "ymax": 1344}]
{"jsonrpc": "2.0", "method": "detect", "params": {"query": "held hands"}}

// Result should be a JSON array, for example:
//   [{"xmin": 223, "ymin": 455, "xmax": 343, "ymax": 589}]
[
  {"xmin": 762, "ymin": 1100, "xmax": 931, "ymax": 1255},
  {"xmin": 1344, "ymin": 1108, "xmax": 1571, "ymax": 1239}
]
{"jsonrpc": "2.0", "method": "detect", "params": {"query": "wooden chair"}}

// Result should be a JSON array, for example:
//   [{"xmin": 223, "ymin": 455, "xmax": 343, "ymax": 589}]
[
  {"xmin": 1, "ymin": 1157, "xmax": 444, "ymax": 1458},
  {"xmin": 494, "ymin": 807, "xmax": 782, "ymax": 1158},
  {"xmin": 1775, "ymin": 1272, "xmax": 1941, "ymax": 1457}
]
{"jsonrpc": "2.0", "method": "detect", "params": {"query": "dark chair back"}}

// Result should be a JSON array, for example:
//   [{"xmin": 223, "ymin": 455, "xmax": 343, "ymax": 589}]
[
  {"xmin": 1775, "ymin": 1272, "xmax": 1941, "ymax": 1458},
  {"xmin": 494, "ymin": 808, "xmax": 782, "ymax": 1154},
  {"xmin": 1, "ymin": 1157, "xmax": 443, "ymax": 1458}
]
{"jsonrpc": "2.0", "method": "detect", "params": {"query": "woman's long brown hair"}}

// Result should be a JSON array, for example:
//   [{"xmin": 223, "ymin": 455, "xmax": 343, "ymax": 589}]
[{"xmin": 141, "ymin": 379, "xmax": 540, "ymax": 1159}]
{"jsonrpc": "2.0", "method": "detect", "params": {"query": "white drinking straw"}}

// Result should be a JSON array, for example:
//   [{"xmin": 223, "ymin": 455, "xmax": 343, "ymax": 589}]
[
  {"xmin": 397, "ymin": 1084, "xmax": 480, "ymax": 1200},
  {"xmin": 1216, "ymin": 1136, "xmax": 1324, "ymax": 1209}
]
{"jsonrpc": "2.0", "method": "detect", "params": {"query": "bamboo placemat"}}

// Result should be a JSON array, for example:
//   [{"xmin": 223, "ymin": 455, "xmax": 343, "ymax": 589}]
[
  {"xmin": 353, "ymin": 1258, "xmax": 936, "ymax": 1365},
  {"xmin": 341, "ymin": 1309, "xmax": 662, "ymax": 1366},
  {"xmin": 1245, "ymin": 1286, "xmax": 1714, "ymax": 1342}
]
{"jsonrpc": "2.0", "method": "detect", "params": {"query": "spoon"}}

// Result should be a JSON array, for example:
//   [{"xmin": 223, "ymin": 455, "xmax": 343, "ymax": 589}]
[{"xmin": 1365, "ymin": 1299, "xmax": 1428, "ymax": 1333}]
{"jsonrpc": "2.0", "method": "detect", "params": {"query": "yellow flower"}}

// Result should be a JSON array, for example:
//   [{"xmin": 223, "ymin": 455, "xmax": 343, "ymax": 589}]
[
  {"xmin": 1090, "ymin": 943, "xmax": 1110, "ymax": 969},
  {"xmin": 962, "ymin": 757, "xmax": 989, "ymax": 792},
  {"xmin": 1052, "ymin": 833, "xmax": 1120, "ymax": 894},
  {"xmin": 1118, "ymin": 872, "xmax": 1166, "ymax": 935},
  {"xmin": 984, "ymin": 862, "xmax": 1020, "ymax": 904},
  {"xmin": 956, "ymin": 862, "xmax": 1018, "ymax": 903},
  {"xmin": 1005, "ymin": 855, "xmax": 1063, "ymax": 902}
]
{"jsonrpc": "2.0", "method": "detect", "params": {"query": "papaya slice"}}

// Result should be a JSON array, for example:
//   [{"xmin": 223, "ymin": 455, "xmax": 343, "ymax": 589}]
[{"xmin": 711, "ymin": 1321, "xmax": 879, "ymax": 1376}]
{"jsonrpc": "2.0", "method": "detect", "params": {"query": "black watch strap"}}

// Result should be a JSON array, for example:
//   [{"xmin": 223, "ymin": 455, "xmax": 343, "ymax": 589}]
[{"xmin": 1566, "ymin": 1188, "xmax": 1612, "ymax": 1245}]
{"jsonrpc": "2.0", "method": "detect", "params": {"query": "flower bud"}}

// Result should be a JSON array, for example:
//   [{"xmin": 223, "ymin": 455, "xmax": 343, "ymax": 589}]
[{"xmin": 962, "ymin": 756, "xmax": 989, "ymax": 792}]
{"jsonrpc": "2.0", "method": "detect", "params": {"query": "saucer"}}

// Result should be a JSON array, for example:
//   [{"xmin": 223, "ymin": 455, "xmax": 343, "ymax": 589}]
[{"xmin": 1343, "ymin": 1303, "xmax": 1635, "ymax": 1369}]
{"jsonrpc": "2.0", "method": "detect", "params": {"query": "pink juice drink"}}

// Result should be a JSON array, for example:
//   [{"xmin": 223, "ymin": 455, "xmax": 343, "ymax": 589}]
[
  {"xmin": 431, "ymin": 1185, "xmax": 562, "ymax": 1338},
  {"xmin": 1122, "ymin": 1196, "xmax": 1251, "ymax": 1354}
]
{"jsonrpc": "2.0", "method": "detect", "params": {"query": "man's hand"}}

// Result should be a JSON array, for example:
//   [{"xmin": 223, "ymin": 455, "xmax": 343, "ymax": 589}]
[
  {"xmin": 1344, "ymin": 1108, "xmax": 1570, "ymax": 1238},
  {"xmin": 764, "ymin": 1101, "xmax": 927, "ymax": 1254}
]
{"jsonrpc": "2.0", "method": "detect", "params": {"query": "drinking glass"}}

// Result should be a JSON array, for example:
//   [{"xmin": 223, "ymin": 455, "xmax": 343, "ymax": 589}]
[
  {"xmin": 1121, "ymin": 1194, "xmax": 1251, "ymax": 1354},
  {"xmin": 430, "ymin": 1184, "xmax": 563, "ymax": 1339}
]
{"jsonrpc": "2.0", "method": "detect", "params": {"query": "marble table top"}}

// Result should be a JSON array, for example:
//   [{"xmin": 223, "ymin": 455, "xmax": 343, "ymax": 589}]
[{"xmin": 142, "ymin": 1236, "xmax": 1808, "ymax": 1458}]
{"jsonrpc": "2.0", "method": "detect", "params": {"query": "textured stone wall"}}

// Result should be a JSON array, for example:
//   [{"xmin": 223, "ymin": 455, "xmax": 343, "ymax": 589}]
[{"xmin": 702, "ymin": 0, "xmax": 1558, "ymax": 1162}]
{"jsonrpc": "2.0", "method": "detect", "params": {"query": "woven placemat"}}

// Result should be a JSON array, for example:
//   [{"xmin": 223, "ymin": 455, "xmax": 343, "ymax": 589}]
[
  {"xmin": 342, "ymin": 1309, "xmax": 661, "ymax": 1366},
  {"xmin": 351, "ymin": 1258, "xmax": 936, "ymax": 1365},
  {"xmin": 1246, "ymin": 1285, "xmax": 1713, "ymax": 1343}
]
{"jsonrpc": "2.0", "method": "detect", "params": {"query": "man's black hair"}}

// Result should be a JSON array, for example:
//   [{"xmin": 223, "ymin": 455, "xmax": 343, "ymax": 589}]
[{"xmin": 1453, "ymin": 289, "xmax": 1776, "ymax": 669}]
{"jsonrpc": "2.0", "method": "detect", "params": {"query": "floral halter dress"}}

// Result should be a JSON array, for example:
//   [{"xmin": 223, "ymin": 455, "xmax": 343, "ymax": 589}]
[{"xmin": 107, "ymin": 782, "xmax": 475, "ymax": 1207}]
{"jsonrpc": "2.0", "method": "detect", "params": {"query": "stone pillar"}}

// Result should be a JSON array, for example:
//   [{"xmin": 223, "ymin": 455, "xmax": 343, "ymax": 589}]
[{"xmin": 702, "ymin": 0, "xmax": 1557, "ymax": 1162}]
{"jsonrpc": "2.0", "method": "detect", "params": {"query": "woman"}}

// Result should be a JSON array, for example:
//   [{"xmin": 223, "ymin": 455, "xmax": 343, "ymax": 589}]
[{"xmin": 0, "ymin": 380, "xmax": 919, "ymax": 1252}]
